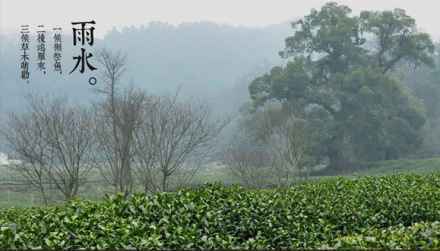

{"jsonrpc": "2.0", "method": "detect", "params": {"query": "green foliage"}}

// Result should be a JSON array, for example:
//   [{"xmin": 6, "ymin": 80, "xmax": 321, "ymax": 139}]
[
  {"xmin": 250, "ymin": 2, "xmax": 434, "ymax": 169},
  {"xmin": 399, "ymin": 45, "xmax": 440, "ymax": 157},
  {"xmin": 1, "ymin": 174, "xmax": 440, "ymax": 249},
  {"xmin": 360, "ymin": 8, "xmax": 435, "ymax": 72},
  {"xmin": 333, "ymin": 221, "xmax": 440, "ymax": 249}
]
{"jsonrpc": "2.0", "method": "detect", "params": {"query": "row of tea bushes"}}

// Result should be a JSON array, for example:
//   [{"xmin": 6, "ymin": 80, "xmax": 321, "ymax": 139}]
[{"xmin": 1, "ymin": 174, "xmax": 440, "ymax": 249}]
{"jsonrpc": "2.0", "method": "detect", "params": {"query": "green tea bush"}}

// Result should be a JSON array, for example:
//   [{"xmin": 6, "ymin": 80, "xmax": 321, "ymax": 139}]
[
  {"xmin": 332, "ymin": 221, "xmax": 440, "ymax": 249},
  {"xmin": 1, "ymin": 174, "xmax": 440, "ymax": 249}
]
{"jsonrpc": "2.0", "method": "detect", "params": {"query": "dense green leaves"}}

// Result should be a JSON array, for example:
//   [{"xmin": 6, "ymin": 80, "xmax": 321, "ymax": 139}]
[
  {"xmin": 334, "ymin": 221, "xmax": 440, "ymax": 249},
  {"xmin": 249, "ymin": 2, "xmax": 434, "ymax": 170},
  {"xmin": 1, "ymin": 174, "xmax": 440, "ymax": 249}
]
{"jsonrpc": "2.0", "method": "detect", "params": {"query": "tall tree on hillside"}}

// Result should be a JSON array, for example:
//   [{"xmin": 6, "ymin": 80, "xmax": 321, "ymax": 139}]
[{"xmin": 249, "ymin": 2, "xmax": 434, "ymax": 172}]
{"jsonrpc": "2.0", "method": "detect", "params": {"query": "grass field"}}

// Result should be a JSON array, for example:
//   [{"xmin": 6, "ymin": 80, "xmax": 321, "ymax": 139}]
[{"xmin": 353, "ymin": 157, "xmax": 440, "ymax": 176}]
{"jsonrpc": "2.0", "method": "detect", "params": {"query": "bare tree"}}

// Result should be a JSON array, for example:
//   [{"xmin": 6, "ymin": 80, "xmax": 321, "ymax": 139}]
[
  {"xmin": 43, "ymin": 99, "xmax": 96, "ymax": 200},
  {"xmin": 95, "ymin": 49, "xmax": 227, "ymax": 193},
  {"xmin": 2, "ymin": 109, "xmax": 51, "ymax": 204},
  {"xmin": 223, "ymin": 136, "xmax": 272, "ymax": 188},
  {"xmin": 94, "ymin": 49, "xmax": 146, "ymax": 195},
  {"xmin": 2, "ymin": 96, "xmax": 96, "ymax": 201},
  {"xmin": 238, "ymin": 103, "xmax": 311, "ymax": 186},
  {"xmin": 132, "ymin": 97, "xmax": 160, "ymax": 192},
  {"xmin": 134, "ymin": 94, "xmax": 227, "ymax": 192},
  {"xmin": 268, "ymin": 116, "xmax": 310, "ymax": 185},
  {"xmin": 94, "ymin": 87, "xmax": 146, "ymax": 195}
]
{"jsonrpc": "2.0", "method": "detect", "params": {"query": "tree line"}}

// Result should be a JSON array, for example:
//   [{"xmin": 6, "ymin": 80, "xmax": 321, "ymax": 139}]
[
  {"xmin": 2, "ymin": 2, "xmax": 439, "ymax": 199},
  {"xmin": 1, "ymin": 49, "xmax": 227, "ymax": 203}
]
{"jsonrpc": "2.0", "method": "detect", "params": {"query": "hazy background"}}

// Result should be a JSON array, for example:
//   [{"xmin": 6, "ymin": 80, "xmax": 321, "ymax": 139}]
[
  {"xmin": 2, "ymin": 0, "xmax": 440, "ymax": 205},
  {"xmin": 1, "ymin": 0, "xmax": 440, "ymax": 39},
  {"xmin": 1, "ymin": 0, "xmax": 440, "ymax": 118}
]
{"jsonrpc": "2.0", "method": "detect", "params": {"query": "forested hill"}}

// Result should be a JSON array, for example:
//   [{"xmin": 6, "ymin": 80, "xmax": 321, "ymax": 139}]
[{"xmin": 0, "ymin": 22, "xmax": 291, "ymax": 116}]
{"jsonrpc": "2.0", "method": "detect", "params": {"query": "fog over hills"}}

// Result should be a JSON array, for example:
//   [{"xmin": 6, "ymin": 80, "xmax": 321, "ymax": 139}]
[{"xmin": 0, "ymin": 22, "xmax": 291, "ymax": 118}]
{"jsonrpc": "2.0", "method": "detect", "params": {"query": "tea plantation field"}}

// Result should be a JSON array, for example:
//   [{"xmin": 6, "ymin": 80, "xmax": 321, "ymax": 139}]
[{"xmin": 1, "ymin": 173, "xmax": 440, "ymax": 249}]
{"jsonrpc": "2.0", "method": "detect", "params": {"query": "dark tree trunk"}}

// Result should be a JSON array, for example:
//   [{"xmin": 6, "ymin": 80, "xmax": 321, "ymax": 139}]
[{"xmin": 161, "ymin": 172, "xmax": 168, "ymax": 192}]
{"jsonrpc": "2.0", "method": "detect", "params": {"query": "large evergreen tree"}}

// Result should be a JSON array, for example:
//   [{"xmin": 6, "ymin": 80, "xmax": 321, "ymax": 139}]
[{"xmin": 249, "ymin": 2, "xmax": 434, "ymax": 171}]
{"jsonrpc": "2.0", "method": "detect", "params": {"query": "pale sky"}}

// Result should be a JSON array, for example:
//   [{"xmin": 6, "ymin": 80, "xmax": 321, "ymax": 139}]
[{"xmin": 1, "ymin": 0, "xmax": 440, "ymax": 39}]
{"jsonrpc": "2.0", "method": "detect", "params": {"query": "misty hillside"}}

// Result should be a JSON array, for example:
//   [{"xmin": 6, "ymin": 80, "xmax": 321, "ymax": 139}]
[
  {"xmin": 0, "ymin": 22, "xmax": 291, "ymax": 116},
  {"xmin": 4, "ymin": 2, "xmax": 440, "ymax": 249}
]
